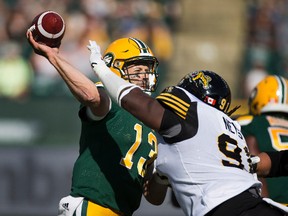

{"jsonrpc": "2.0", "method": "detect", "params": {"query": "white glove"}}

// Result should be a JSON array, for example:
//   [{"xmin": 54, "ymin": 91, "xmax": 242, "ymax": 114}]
[{"xmin": 87, "ymin": 40, "xmax": 106, "ymax": 76}]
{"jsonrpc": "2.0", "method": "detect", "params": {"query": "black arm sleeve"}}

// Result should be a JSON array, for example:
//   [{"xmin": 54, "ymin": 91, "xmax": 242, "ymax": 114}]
[
  {"xmin": 266, "ymin": 150, "xmax": 288, "ymax": 177},
  {"xmin": 156, "ymin": 86, "xmax": 199, "ymax": 144}
]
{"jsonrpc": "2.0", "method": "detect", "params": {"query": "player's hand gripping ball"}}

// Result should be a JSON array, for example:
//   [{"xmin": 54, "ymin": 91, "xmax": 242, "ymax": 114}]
[{"xmin": 28, "ymin": 11, "xmax": 65, "ymax": 48}]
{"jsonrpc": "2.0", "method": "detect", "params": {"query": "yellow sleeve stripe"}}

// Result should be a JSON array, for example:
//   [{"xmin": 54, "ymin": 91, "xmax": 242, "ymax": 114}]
[
  {"xmin": 156, "ymin": 93, "xmax": 190, "ymax": 119},
  {"xmin": 157, "ymin": 93, "xmax": 190, "ymax": 108},
  {"xmin": 160, "ymin": 100, "xmax": 187, "ymax": 119}
]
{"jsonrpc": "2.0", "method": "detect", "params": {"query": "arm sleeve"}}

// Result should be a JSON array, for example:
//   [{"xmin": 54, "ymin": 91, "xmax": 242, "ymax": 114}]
[
  {"xmin": 156, "ymin": 86, "xmax": 198, "ymax": 144},
  {"xmin": 266, "ymin": 150, "xmax": 288, "ymax": 177}
]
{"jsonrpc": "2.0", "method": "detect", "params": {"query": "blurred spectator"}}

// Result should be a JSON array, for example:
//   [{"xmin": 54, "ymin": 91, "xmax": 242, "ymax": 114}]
[
  {"xmin": 161, "ymin": 0, "xmax": 183, "ymax": 31},
  {"xmin": 61, "ymin": 11, "xmax": 110, "ymax": 85},
  {"xmin": 61, "ymin": 11, "xmax": 94, "ymax": 78},
  {"xmin": 242, "ymin": 0, "xmax": 288, "ymax": 97},
  {"xmin": 0, "ymin": 0, "xmax": 182, "ymax": 100},
  {"xmin": 0, "ymin": 41, "xmax": 33, "ymax": 99},
  {"xmin": 29, "ymin": 50, "xmax": 66, "ymax": 97},
  {"xmin": 243, "ymin": 1, "xmax": 276, "ymax": 74}
]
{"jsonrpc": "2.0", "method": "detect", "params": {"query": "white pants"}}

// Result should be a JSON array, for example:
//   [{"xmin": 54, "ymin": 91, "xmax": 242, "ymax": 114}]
[
  {"xmin": 263, "ymin": 198, "xmax": 288, "ymax": 213},
  {"xmin": 58, "ymin": 195, "xmax": 84, "ymax": 216}
]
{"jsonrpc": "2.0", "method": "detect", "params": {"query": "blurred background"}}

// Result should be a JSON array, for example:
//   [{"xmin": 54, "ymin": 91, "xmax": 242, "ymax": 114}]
[{"xmin": 0, "ymin": 0, "xmax": 287, "ymax": 215}]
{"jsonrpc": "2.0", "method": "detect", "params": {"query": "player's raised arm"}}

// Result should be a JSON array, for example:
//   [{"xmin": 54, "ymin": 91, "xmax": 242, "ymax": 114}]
[{"xmin": 26, "ymin": 31, "xmax": 110, "ymax": 118}]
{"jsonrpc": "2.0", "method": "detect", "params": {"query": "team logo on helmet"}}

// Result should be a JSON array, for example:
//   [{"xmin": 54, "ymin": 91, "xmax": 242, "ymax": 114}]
[
  {"xmin": 192, "ymin": 71, "xmax": 212, "ymax": 89},
  {"xmin": 103, "ymin": 53, "xmax": 114, "ymax": 67}
]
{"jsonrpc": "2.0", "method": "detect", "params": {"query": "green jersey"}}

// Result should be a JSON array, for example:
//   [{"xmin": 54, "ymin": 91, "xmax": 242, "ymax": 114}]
[
  {"xmin": 70, "ymin": 101, "xmax": 157, "ymax": 216},
  {"xmin": 238, "ymin": 114, "xmax": 288, "ymax": 204}
]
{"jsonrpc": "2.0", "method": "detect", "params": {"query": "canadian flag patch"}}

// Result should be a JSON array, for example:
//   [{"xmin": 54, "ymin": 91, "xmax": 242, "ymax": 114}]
[{"xmin": 205, "ymin": 96, "xmax": 216, "ymax": 105}]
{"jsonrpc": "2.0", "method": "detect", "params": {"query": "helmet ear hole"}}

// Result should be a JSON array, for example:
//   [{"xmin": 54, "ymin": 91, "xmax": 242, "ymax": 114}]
[{"xmin": 114, "ymin": 61, "xmax": 121, "ymax": 68}]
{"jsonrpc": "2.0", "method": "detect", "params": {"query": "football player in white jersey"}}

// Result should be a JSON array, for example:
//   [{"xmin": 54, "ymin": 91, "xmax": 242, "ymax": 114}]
[{"xmin": 88, "ymin": 40, "xmax": 288, "ymax": 216}]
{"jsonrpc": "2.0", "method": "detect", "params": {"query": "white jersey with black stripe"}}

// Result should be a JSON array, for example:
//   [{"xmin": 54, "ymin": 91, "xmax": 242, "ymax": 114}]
[{"xmin": 156, "ymin": 87, "xmax": 261, "ymax": 216}]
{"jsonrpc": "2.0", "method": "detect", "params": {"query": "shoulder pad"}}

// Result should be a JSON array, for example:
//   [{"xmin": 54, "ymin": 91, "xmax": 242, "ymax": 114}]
[{"xmin": 156, "ymin": 86, "xmax": 191, "ymax": 119}]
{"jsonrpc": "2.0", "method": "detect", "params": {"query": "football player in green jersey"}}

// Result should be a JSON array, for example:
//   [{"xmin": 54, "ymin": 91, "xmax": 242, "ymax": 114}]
[
  {"xmin": 237, "ymin": 75, "xmax": 288, "ymax": 205},
  {"xmin": 27, "ymin": 30, "xmax": 168, "ymax": 216}
]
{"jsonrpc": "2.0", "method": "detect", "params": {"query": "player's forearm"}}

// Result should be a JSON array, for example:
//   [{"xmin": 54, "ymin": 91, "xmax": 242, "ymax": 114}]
[
  {"xmin": 143, "ymin": 173, "xmax": 168, "ymax": 205},
  {"xmin": 256, "ymin": 152, "xmax": 272, "ymax": 177},
  {"xmin": 48, "ymin": 53, "xmax": 100, "ymax": 105}
]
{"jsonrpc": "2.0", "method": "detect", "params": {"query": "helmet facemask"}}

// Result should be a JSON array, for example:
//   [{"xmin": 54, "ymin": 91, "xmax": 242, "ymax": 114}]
[{"xmin": 116, "ymin": 57, "xmax": 159, "ymax": 94}]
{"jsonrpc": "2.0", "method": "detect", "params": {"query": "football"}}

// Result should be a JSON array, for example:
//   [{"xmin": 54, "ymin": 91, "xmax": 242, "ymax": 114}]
[{"xmin": 28, "ymin": 11, "xmax": 66, "ymax": 48}]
